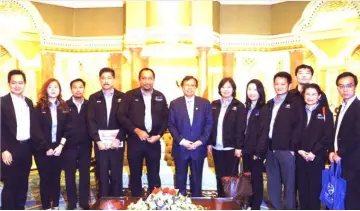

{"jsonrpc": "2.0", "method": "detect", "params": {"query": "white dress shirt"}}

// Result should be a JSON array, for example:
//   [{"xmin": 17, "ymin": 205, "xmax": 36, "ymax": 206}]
[
  {"xmin": 142, "ymin": 89, "xmax": 153, "ymax": 133},
  {"xmin": 103, "ymin": 89, "xmax": 114, "ymax": 127},
  {"xmin": 179, "ymin": 96, "xmax": 195, "ymax": 146},
  {"xmin": 10, "ymin": 93, "xmax": 30, "ymax": 141},
  {"xmin": 334, "ymin": 95, "xmax": 357, "ymax": 151},
  {"xmin": 185, "ymin": 96, "xmax": 195, "ymax": 126},
  {"xmin": 269, "ymin": 94, "xmax": 287, "ymax": 139}
]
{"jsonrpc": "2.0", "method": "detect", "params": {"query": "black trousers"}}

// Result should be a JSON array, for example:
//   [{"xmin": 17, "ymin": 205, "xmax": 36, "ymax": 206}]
[
  {"xmin": 97, "ymin": 148, "xmax": 124, "ymax": 197},
  {"xmin": 127, "ymin": 141, "xmax": 161, "ymax": 197},
  {"xmin": 296, "ymin": 154, "xmax": 324, "ymax": 210},
  {"xmin": 1, "ymin": 141, "xmax": 32, "ymax": 210},
  {"xmin": 63, "ymin": 145, "xmax": 92, "ymax": 209},
  {"xmin": 344, "ymin": 169, "xmax": 360, "ymax": 210},
  {"xmin": 212, "ymin": 149, "xmax": 239, "ymax": 197},
  {"xmin": 243, "ymin": 153, "xmax": 264, "ymax": 210},
  {"xmin": 34, "ymin": 146, "xmax": 62, "ymax": 210},
  {"xmin": 175, "ymin": 157, "xmax": 204, "ymax": 197}
]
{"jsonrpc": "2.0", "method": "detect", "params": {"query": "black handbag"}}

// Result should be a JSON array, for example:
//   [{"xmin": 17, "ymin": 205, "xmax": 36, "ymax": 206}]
[{"xmin": 221, "ymin": 158, "xmax": 253, "ymax": 201}]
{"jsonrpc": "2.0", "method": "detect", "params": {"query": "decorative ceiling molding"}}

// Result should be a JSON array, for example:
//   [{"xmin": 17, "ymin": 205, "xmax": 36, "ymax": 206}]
[{"xmin": 30, "ymin": 0, "xmax": 304, "ymax": 8}]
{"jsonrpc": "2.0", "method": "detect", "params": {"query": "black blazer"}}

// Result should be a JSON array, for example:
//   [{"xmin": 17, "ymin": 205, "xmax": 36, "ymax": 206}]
[
  {"xmin": 289, "ymin": 86, "xmax": 329, "ymax": 108},
  {"xmin": 209, "ymin": 98, "xmax": 246, "ymax": 149},
  {"xmin": 65, "ymin": 98, "xmax": 92, "ymax": 148},
  {"xmin": 34, "ymin": 102, "xmax": 71, "ymax": 150},
  {"xmin": 299, "ymin": 105, "xmax": 334, "ymax": 157},
  {"xmin": 331, "ymin": 98, "xmax": 360, "ymax": 172},
  {"xmin": 1, "ymin": 94, "xmax": 47, "ymax": 153},
  {"xmin": 243, "ymin": 105, "xmax": 270, "ymax": 157},
  {"xmin": 117, "ymin": 87, "xmax": 168, "ymax": 139},
  {"xmin": 87, "ymin": 89, "xmax": 126, "ymax": 143},
  {"xmin": 267, "ymin": 94, "xmax": 303, "ymax": 151}
]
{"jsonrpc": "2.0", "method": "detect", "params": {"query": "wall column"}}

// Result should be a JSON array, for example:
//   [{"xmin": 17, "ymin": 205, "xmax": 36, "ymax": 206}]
[
  {"xmin": 109, "ymin": 53, "xmax": 123, "ymax": 91},
  {"xmin": 197, "ymin": 47, "xmax": 210, "ymax": 99},
  {"xmin": 222, "ymin": 52, "xmax": 235, "ymax": 78},
  {"xmin": 41, "ymin": 52, "xmax": 55, "ymax": 83}
]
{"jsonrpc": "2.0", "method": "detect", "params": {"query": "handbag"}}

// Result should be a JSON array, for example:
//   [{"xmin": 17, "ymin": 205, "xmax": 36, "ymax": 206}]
[
  {"xmin": 221, "ymin": 158, "xmax": 253, "ymax": 201},
  {"xmin": 320, "ymin": 161, "xmax": 347, "ymax": 210}
]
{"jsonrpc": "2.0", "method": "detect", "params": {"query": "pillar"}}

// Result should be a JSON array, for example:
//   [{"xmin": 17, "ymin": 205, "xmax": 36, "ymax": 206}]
[{"xmin": 197, "ymin": 47, "xmax": 210, "ymax": 99}]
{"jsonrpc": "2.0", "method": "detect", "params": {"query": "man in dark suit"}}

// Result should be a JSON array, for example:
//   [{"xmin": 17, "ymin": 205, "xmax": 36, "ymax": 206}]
[
  {"xmin": 118, "ymin": 68, "xmax": 168, "ymax": 197},
  {"xmin": 289, "ymin": 64, "xmax": 329, "ymax": 108},
  {"xmin": 64, "ymin": 78, "xmax": 92, "ymax": 209},
  {"xmin": 266, "ymin": 72, "xmax": 303, "ymax": 209},
  {"xmin": 329, "ymin": 72, "xmax": 360, "ymax": 209},
  {"xmin": 1, "ymin": 69, "xmax": 50, "ymax": 210},
  {"xmin": 87, "ymin": 67, "xmax": 126, "ymax": 198},
  {"xmin": 168, "ymin": 76, "xmax": 213, "ymax": 197}
]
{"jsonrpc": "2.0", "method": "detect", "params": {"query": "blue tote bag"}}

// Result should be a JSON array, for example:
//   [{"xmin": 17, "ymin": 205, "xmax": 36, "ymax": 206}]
[{"xmin": 320, "ymin": 161, "xmax": 347, "ymax": 210}]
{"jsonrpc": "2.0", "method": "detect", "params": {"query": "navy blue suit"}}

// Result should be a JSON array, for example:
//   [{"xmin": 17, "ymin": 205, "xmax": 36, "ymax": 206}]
[{"xmin": 168, "ymin": 96, "xmax": 213, "ymax": 196}]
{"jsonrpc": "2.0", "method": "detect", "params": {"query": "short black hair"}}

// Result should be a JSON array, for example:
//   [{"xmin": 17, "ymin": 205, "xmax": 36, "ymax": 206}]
[
  {"xmin": 99, "ymin": 67, "xmax": 115, "ymax": 78},
  {"xmin": 273, "ymin": 71, "xmax": 292, "ymax": 84},
  {"xmin": 138, "ymin": 67, "xmax": 155, "ymax": 79},
  {"xmin": 8, "ymin": 69, "xmax": 26, "ymax": 83},
  {"xmin": 70, "ymin": 78, "xmax": 86, "ymax": 88},
  {"xmin": 295, "ymin": 64, "xmax": 314, "ymax": 76},
  {"xmin": 181, "ymin": 76, "xmax": 198, "ymax": 87},
  {"xmin": 245, "ymin": 79, "xmax": 266, "ymax": 108},
  {"xmin": 218, "ymin": 77, "xmax": 236, "ymax": 98},
  {"xmin": 302, "ymin": 83, "xmax": 322, "ymax": 96},
  {"xmin": 336, "ymin": 72, "xmax": 358, "ymax": 86}
]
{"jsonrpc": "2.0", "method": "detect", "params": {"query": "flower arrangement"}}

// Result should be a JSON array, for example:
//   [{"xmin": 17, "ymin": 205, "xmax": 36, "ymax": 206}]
[{"xmin": 127, "ymin": 187, "xmax": 204, "ymax": 210}]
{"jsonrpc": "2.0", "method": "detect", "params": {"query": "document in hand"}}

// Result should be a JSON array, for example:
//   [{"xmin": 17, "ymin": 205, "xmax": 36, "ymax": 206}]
[{"xmin": 98, "ymin": 129, "xmax": 120, "ymax": 145}]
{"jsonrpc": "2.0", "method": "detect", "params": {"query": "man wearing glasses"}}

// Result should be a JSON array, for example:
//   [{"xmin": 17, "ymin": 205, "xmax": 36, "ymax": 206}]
[{"xmin": 329, "ymin": 72, "xmax": 360, "ymax": 209}]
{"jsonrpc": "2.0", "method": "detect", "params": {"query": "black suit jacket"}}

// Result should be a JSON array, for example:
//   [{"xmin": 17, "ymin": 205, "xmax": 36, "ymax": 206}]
[
  {"xmin": 289, "ymin": 86, "xmax": 329, "ymax": 108},
  {"xmin": 1, "ymin": 94, "xmax": 48, "ymax": 153},
  {"xmin": 34, "ymin": 103, "xmax": 71, "ymax": 150},
  {"xmin": 243, "ymin": 105, "xmax": 270, "ymax": 157},
  {"xmin": 209, "ymin": 98, "xmax": 246, "ymax": 149},
  {"xmin": 87, "ymin": 89, "xmax": 126, "ymax": 143},
  {"xmin": 331, "ymin": 98, "xmax": 360, "ymax": 172},
  {"xmin": 117, "ymin": 88, "xmax": 168, "ymax": 140},
  {"xmin": 267, "ymin": 93, "xmax": 303, "ymax": 151},
  {"xmin": 66, "ymin": 98, "xmax": 92, "ymax": 148},
  {"xmin": 299, "ymin": 105, "xmax": 334, "ymax": 157}
]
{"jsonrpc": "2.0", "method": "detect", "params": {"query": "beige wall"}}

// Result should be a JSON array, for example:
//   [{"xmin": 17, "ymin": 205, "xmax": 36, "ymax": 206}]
[
  {"xmin": 220, "ymin": 5, "xmax": 272, "ymax": 35},
  {"xmin": 31, "ymin": 2, "xmax": 124, "ymax": 37},
  {"xmin": 32, "ymin": 2, "xmax": 74, "ymax": 36},
  {"xmin": 74, "ymin": 8, "xmax": 124, "ymax": 36},
  {"xmin": 271, "ymin": 1, "xmax": 309, "ymax": 35},
  {"xmin": 32, "ymin": 1, "xmax": 309, "ymax": 37}
]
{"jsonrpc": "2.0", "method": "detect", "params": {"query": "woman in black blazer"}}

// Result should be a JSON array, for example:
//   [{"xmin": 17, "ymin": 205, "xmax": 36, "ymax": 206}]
[
  {"xmin": 243, "ymin": 79, "xmax": 269, "ymax": 210},
  {"xmin": 296, "ymin": 83, "xmax": 334, "ymax": 210},
  {"xmin": 208, "ymin": 77, "xmax": 246, "ymax": 197},
  {"xmin": 34, "ymin": 78, "xmax": 71, "ymax": 210}
]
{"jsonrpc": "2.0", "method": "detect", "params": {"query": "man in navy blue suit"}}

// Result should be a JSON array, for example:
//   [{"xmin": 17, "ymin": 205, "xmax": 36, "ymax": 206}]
[{"xmin": 168, "ymin": 76, "xmax": 213, "ymax": 197}]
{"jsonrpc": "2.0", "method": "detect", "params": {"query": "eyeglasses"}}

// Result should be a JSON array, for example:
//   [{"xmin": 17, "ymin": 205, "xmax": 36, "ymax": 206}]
[{"xmin": 338, "ymin": 83, "xmax": 354, "ymax": 90}]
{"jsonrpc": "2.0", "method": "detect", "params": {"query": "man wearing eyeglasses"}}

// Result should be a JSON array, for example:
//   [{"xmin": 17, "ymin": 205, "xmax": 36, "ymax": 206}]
[{"xmin": 329, "ymin": 72, "xmax": 360, "ymax": 209}]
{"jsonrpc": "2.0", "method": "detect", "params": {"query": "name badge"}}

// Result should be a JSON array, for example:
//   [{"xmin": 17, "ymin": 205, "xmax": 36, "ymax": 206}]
[
  {"xmin": 285, "ymin": 104, "xmax": 291, "ymax": 109},
  {"xmin": 317, "ymin": 114, "xmax": 324, "ymax": 119},
  {"xmin": 212, "ymin": 107, "xmax": 217, "ymax": 110},
  {"xmin": 135, "ymin": 98, "xmax": 139, "ymax": 102},
  {"xmin": 96, "ymin": 100, "xmax": 101, "ymax": 103},
  {"xmin": 155, "ymin": 96, "xmax": 163, "ymax": 101}
]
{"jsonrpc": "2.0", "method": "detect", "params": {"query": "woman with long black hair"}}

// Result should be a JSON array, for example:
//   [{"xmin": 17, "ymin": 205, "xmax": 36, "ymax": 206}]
[{"xmin": 243, "ymin": 79, "xmax": 269, "ymax": 210}]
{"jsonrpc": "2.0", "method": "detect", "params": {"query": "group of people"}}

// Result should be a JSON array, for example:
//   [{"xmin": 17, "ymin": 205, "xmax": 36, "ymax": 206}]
[{"xmin": 1, "ymin": 64, "xmax": 359, "ymax": 210}]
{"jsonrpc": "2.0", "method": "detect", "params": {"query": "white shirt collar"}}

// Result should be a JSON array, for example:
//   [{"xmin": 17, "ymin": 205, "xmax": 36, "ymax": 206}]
[
  {"xmin": 72, "ymin": 97, "xmax": 84, "ymax": 106},
  {"xmin": 10, "ymin": 93, "xmax": 25, "ymax": 101},
  {"xmin": 184, "ymin": 95, "xmax": 195, "ymax": 102},
  {"xmin": 342, "ymin": 95, "xmax": 357, "ymax": 108}
]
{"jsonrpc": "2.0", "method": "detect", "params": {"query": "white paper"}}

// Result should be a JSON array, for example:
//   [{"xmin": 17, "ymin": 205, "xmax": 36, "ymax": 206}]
[{"xmin": 98, "ymin": 129, "xmax": 119, "ymax": 145}]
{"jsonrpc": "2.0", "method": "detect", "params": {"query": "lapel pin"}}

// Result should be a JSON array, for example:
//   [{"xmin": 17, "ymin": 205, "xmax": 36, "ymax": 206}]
[{"xmin": 118, "ymin": 98, "xmax": 121, "ymax": 103}]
